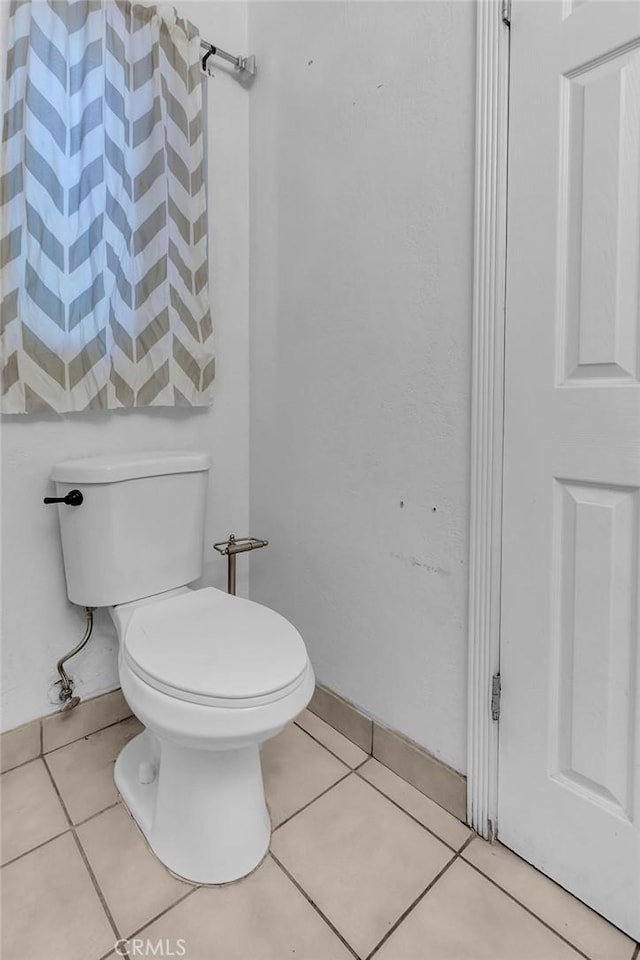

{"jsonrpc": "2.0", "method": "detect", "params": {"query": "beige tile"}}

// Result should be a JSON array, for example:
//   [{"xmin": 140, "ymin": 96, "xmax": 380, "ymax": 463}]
[
  {"xmin": 0, "ymin": 832, "xmax": 115, "ymax": 960},
  {"xmin": 463, "ymin": 839, "xmax": 637, "ymax": 960},
  {"xmin": 43, "ymin": 688, "xmax": 132, "ymax": 753},
  {"xmin": 376, "ymin": 858, "xmax": 581, "ymax": 960},
  {"xmin": 139, "ymin": 855, "xmax": 353, "ymax": 960},
  {"xmin": 46, "ymin": 716, "xmax": 143, "ymax": 824},
  {"xmin": 261, "ymin": 722, "xmax": 349, "ymax": 826},
  {"xmin": 359, "ymin": 758, "xmax": 472, "ymax": 851},
  {"xmin": 373, "ymin": 723, "xmax": 467, "ymax": 822},
  {"xmin": 295, "ymin": 708, "xmax": 369, "ymax": 768},
  {"xmin": 77, "ymin": 803, "xmax": 189, "ymax": 937},
  {"xmin": 271, "ymin": 772, "xmax": 453, "ymax": 957},
  {"xmin": 1, "ymin": 758, "xmax": 69, "ymax": 865},
  {"xmin": 0, "ymin": 718, "xmax": 40, "ymax": 773},
  {"xmin": 309, "ymin": 683, "xmax": 373, "ymax": 753}
]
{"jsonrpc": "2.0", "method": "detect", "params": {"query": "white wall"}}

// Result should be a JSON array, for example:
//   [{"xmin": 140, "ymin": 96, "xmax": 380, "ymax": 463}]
[
  {"xmin": 248, "ymin": 2, "xmax": 476, "ymax": 773},
  {"xmin": 0, "ymin": 1, "xmax": 250, "ymax": 732},
  {"xmin": 1, "ymin": 1, "xmax": 477, "ymax": 770}
]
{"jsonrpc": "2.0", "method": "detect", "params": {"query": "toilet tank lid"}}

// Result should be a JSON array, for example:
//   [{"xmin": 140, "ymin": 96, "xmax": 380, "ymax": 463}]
[{"xmin": 51, "ymin": 451, "xmax": 211, "ymax": 484}]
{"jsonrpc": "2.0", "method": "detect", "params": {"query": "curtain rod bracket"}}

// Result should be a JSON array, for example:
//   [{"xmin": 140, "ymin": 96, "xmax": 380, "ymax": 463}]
[
  {"xmin": 200, "ymin": 40, "xmax": 256, "ymax": 78},
  {"xmin": 239, "ymin": 55, "xmax": 257, "ymax": 77}
]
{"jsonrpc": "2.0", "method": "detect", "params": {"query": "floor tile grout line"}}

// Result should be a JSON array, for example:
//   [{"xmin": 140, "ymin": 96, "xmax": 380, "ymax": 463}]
[
  {"xmin": 293, "ymin": 719, "xmax": 365, "ymax": 770},
  {"xmin": 353, "ymin": 756, "xmax": 373, "ymax": 771},
  {"xmin": 1, "ymin": 752, "xmax": 48, "ymax": 776},
  {"xmin": 99, "ymin": 947, "xmax": 129, "ymax": 960},
  {"xmin": 42, "ymin": 754, "xmax": 75, "ymax": 828},
  {"xmin": 69, "ymin": 827, "xmax": 123, "ymax": 943},
  {"xmin": 74, "ymin": 799, "xmax": 122, "ymax": 829},
  {"xmin": 125, "ymin": 886, "xmax": 201, "ymax": 941},
  {"xmin": 457, "ymin": 833, "xmax": 476, "ymax": 856},
  {"xmin": 99, "ymin": 948, "xmax": 129, "ymax": 960},
  {"xmin": 272, "ymin": 769, "xmax": 354, "ymax": 832},
  {"xmin": 269, "ymin": 851, "xmax": 362, "ymax": 960},
  {"xmin": 0, "ymin": 828, "xmax": 72, "ymax": 870},
  {"xmin": 364, "ymin": 851, "xmax": 459, "ymax": 960},
  {"xmin": 460, "ymin": 856, "xmax": 593, "ymax": 960},
  {"xmin": 43, "ymin": 714, "xmax": 136, "ymax": 758},
  {"xmin": 352, "ymin": 767, "xmax": 466, "ymax": 855}
]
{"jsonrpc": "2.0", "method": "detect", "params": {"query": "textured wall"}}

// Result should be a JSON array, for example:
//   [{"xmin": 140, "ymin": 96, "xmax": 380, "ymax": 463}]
[
  {"xmin": 248, "ymin": 1, "xmax": 476, "ymax": 773},
  {"xmin": 0, "ymin": 1, "xmax": 250, "ymax": 731}
]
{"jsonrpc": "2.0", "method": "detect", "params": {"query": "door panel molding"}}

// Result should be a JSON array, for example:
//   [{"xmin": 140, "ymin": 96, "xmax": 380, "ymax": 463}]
[
  {"xmin": 549, "ymin": 479, "xmax": 638, "ymax": 820},
  {"xmin": 558, "ymin": 42, "xmax": 640, "ymax": 385},
  {"xmin": 466, "ymin": 0, "xmax": 510, "ymax": 838}
]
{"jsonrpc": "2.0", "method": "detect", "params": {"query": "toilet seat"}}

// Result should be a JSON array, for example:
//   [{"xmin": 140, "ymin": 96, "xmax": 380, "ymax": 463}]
[{"xmin": 122, "ymin": 587, "xmax": 309, "ymax": 708}]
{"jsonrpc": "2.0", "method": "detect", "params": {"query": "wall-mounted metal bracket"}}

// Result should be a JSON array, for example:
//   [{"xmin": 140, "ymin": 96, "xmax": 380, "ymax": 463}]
[
  {"xmin": 200, "ymin": 40, "xmax": 257, "ymax": 79},
  {"xmin": 239, "ymin": 55, "xmax": 257, "ymax": 77},
  {"xmin": 213, "ymin": 534, "xmax": 269, "ymax": 595}
]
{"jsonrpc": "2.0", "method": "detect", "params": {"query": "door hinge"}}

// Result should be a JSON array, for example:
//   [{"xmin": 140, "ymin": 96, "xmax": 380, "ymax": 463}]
[
  {"xmin": 491, "ymin": 673, "xmax": 501, "ymax": 721},
  {"xmin": 502, "ymin": 0, "xmax": 511, "ymax": 27}
]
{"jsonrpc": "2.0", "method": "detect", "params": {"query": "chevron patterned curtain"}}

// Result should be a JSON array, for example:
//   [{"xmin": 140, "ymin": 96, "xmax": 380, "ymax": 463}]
[{"xmin": 1, "ymin": 0, "xmax": 214, "ymax": 413}]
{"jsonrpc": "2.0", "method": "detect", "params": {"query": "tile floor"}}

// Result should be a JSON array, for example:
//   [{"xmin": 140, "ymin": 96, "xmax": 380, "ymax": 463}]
[{"xmin": 1, "ymin": 709, "xmax": 638, "ymax": 960}]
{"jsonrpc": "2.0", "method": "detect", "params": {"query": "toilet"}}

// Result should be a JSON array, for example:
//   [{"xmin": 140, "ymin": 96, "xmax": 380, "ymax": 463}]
[{"xmin": 49, "ymin": 451, "xmax": 315, "ymax": 884}]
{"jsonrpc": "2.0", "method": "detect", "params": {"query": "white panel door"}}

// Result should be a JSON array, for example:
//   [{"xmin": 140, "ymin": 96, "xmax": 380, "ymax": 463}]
[{"xmin": 499, "ymin": 0, "xmax": 640, "ymax": 938}]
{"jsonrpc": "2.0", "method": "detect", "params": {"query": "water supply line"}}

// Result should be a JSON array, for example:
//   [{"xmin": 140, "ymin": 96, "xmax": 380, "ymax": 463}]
[
  {"xmin": 213, "ymin": 534, "xmax": 269, "ymax": 595},
  {"xmin": 56, "ymin": 607, "xmax": 95, "ymax": 711}
]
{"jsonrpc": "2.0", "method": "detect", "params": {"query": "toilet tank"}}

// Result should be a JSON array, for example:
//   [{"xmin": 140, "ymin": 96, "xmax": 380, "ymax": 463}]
[{"xmin": 50, "ymin": 451, "xmax": 211, "ymax": 608}]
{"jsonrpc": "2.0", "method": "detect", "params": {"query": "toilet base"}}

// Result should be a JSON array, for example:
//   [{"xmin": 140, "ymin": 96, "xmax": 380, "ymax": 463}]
[{"xmin": 115, "ymin": 731, "xmax": 271, "ymax": 884}]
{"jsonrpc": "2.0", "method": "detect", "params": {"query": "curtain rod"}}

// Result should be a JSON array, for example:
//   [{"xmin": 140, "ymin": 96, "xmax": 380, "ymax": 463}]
[{"xmin": 200, "ymin": 39, "xmax": 257, "ymax": 77}]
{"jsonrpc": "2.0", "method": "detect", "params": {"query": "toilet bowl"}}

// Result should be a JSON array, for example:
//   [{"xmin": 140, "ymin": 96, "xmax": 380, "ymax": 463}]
[
  {"xmin": 110, "ymin": 586, "xmax": 314, "ymax": 884},
  {"xmin": 48, "ymin": 451, "xmax": 315, "ymax": 884},
  {"xmin": 110, "ymin": 586, "xmax": 314, "ymax": 883}
]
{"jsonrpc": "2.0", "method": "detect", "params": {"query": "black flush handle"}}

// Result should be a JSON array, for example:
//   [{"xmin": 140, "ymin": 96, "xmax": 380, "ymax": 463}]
[{"xmin": 43, "ymin": 489, "xmax": 84, "ymax": 506}]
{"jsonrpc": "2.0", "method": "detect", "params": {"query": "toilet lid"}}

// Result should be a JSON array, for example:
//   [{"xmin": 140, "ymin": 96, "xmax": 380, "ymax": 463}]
[{"xmin": 123, "ymin": 588, "xmax": 309, "ymax": 705}]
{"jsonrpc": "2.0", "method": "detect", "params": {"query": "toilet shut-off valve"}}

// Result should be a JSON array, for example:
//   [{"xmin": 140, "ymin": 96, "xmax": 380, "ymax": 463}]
[{"xmin": 213, "ymin": 534, "xmax": 269, "ymax": 595}]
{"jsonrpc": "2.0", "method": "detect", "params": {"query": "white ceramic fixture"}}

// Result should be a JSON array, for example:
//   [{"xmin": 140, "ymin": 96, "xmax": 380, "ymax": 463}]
[{"xmin": 50, "ymin": 451, "xmax": 314, "ymax": 883}]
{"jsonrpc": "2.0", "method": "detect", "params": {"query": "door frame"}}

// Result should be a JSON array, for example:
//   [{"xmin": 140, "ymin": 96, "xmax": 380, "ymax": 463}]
[{"xmin": 466, "ymin": 0, "xmax": 511, "ymax": 839}]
